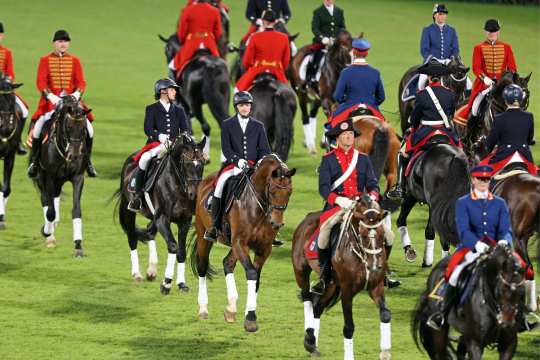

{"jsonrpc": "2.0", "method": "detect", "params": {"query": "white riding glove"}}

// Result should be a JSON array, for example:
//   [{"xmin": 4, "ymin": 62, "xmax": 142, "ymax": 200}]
[
  {"xmin": 497, "ymin": 240, "xmax": 509, "ymax": 246},
  {"xmin": 71, "ymin": 90, "xmax": 81, "ymax": 101},
  {"xmin": 321, "ymin": 37, "xmax": 330, "ymax": 46},
  {"xmin": 335, "ymin": 196, "xmax": 354, "ymax": 210},
  {"xmin": 237, "ymin": 158, "xmax": 248, "ymax": 169},
  {"xmin": 47, "ymin": 93, "xmax": 61, "ymax": 105},
  {"xmin": 475, "ymin": 241, "xmax": 490, "ymax": 254},
  {"xmin": 158, "ymin": 134, "xmax": 169, "ymax": 144},
  {"xmin": 483, "ymin": 76, "xmax": 494, "ymax": 87}
]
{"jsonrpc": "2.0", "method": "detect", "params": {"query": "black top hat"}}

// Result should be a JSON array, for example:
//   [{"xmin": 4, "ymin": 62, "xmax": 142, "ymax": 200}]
[
  {"xmin": 326, "ymin": 119, "xmax": 361, "ymax": 139},
  {"xmin": 53, "ymin": 29, "xmax": 71, "ymax": 42},
  {"xmin": 432, "ymin": 4, "xmax": 449, "ymax": 14},
  {"xmin": 484, "ymin": 19, "xmax": 500, "ymax": 32},
  {"xmin": 261, "ymin": 10, "xmax": 277, "ymax": 22},
  {"xmin": 418, "ymin": 58, "xmax": 451, "ymax": 76}
]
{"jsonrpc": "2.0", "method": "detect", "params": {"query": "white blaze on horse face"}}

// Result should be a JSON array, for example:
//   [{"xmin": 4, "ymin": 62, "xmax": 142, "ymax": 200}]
[
  {"xmin": 303, "ymin": 301, "xmax": 315, "ymax": 330},
  {"xmin": 130, "ymin": 249, "xmax": 140, "ymax": 276},
  {"xmin": 343, "ymin": 338, "xmax": 354, "ymax": 360},
  {"xmin": 245, "ymin": 280, "xmax": 257, "ymax": 315},
  {"xmin": 398, "ymin": 226, "xmax": 411, "ymax": 247},
  {"xmin": 198, "ymin": 276, "xmax": 208, "ymax": 306},
  {"xmin": 72, "ymin": 218, "xmax": 82, "ymax": 241},
  {"xmin": 176, "ymin": 262, "xmax": 186, "ymax": 285},
  {"xmin": 164, "ymin": 253, "xmax": 176, "ymax": 280},
  {"xmin": 0, "ymin": 192, "xmax": 4, "ymax": 216},
  {"xmin": 424, "ymin": 239, "xmax": 435, "ymax": 266},
  {"xmin": 380, "ymin": 322, "xmax": 391, "ymax": 351}
]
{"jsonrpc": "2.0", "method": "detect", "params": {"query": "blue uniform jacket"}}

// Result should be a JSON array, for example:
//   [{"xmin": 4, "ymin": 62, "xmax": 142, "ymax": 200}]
[
  {"xmin": 221, "ymin": 115, "xmax": 272, "ymax": 166},
  {"xmin": 455, "ymin": 193, "xmax": 512, "ymax": 251},
  {"xmin": 246, "ymin": 0, "xmax": 291, "ymax": 23},
  {"xmin": 333, "ymin": 64, "xmax": 385, "ymax": 115},
  {"xmin": 485, "ymin": 108, "xmax": 535, "ymax": 163},
  {"xmin": 420, "ymin": 23, "xmax": 459, "ymax": 61},
  {"xmin": 319, "ymin": 150, "xmax": 379, "ymax": 211},
  {"xmin": 144, "ymin": 102, "xmax": 191, "ymax": 143}
]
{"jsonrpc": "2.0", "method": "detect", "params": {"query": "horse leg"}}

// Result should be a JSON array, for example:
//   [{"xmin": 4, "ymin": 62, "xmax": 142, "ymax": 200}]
[
  {"xmin": 497, "ymin": 331, "xmax": 517, "ymax": 360},
  {"xmin": 146, "ymin": 225, "xmax": 158, "ymax": 282},
  {"xmin": 422, "ymin": 210, "xmax": 436, "ymax": 267},
  {"xmin": 155, "ymin": 214, "xmax": 178, "ymax": 295},
  {"xmin": 223, "ymin": 249, "xmax": 238, "ymax": 323},
  {"xmin": 192, "ymin": 101, "xmax": 211, "ymax": 159},
  {"xmin": 195, "ymin": 221, "xmax": 213, "ymax": 319},
  {"xmin": 233, "ymin": 240, "xmax": 259, "ymax": 332},
  {"xmin": 42, "ymin": 178, "xmax": 57, "ymax": 247},
  {"xmin": 71, "ymin": 175, "xmax": 84, "ymax": 258},
  {"xmin": 396, "ymin": 194, "xmax": 417, "ymax": 262},
  {"xmin": 465, "ymin": 339, "xmax": 484, "ymax": 360},
  {"xmin": 175, "ymin": 217, "xmax": 191, "ymax": 292},
  {"xmin": 243, "ymin": 250, "xmax": 271, "ymax": 333},
  {"xmin": 119, "ymin": 194, "xmax": 144, "ymax": 282},
  {"xmin": 340, "ymin": 287, "xmax": 356, "ymax": 360},
  {"xmin": 0, "ymin": 153, "xmax": 15, "ymax": 229},
  {"xmin": 369, "ymin": 285, "xmax": 392, "ymax": 360}
]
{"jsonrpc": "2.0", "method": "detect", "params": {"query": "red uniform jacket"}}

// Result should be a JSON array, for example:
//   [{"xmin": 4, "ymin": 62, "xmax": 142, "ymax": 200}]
[
  {"xmin": 173, "ymin": 2, "xmax": 222, "ymax": 76},
  {"xmin": 31, "ymin": 52, "xmax": 93, "ymax": 121},
  {"xmin": 0, "ymin": 46, "xmax": 15, "ymax": 79},
  {"xmin": 456, "ymin": 40, "xmax": 517, "ymax": 122},
  {"xmin": 182, "ymin": 0, "xmax": 229, "ymax": 12},
  {"xmin": 236, "ymin": 29, "xmax": 290, "ymax": 91}
]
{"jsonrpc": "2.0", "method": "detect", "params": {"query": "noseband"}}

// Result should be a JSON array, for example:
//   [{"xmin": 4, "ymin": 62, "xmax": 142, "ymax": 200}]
[
  {"xmin": 0, "ymin": 111, "xmax": 17, "ymax": 143},
  {"xmin": 54, "ymin": 110, "xmax": 87, "ymax": 162},
  {"xmin": 168, "ymin": 141, "xmax": 204, "ymax": 194}
]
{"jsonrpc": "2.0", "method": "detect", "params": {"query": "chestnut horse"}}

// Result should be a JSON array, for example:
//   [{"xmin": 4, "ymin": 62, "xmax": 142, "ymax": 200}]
[
  {"xmin": 292, "ymin": 195, "xmax": 393, "ymax": 359},
  {"xmin": 190, "ymin": 154, "xmax": 295, "ymax": 332}
]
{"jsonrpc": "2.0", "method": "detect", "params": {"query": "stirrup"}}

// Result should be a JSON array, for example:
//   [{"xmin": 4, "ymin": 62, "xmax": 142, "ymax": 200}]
[
  {"xmin": 27, "ymin": 162, "xmax": 39, "ymax": 178},
  {"xmin": 525, "ymin": 312, "xmax": 540, "ymax": 331},
  {"xmin": 87, "ymin": 163, "xmax": 98, "ymax": 177},
  {"xmin": 127, "ymin": 197, "xmax": 142, "ymax": 212},
  {"xmin": 386, "ymin": 187, "xmax": 404, "ymax": 200},
  {"xmin": 204, "ymin": 227, "xmax": 218, "ymax": 242},
  {"xmin": 426, "ymin": 312, "xmax": 445, "ymax": 331},
  {"xmin": 310, "ymin": 279, "xmax": 326, "ymax": 296}
]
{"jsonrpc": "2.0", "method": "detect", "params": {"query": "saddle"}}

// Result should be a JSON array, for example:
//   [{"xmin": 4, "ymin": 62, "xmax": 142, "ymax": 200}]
[
  {"xmin": 405, "ymin": 135, "xmax": 452, "ymax": 177},
  {"xmin": 401, "ymin": 73, "xmax": 420, "ymax": 102},
  {"xmin": 127, "ymin": 156, "xmax": 167, "ymax": 194},
  {"xmin": 489, "ymin": 162, "xmax": 529, "ymax": 191},
  {"xmin": 252, "ymin": 73, "xmax": 278, "ymax": 90},
  {"xmin": 305, "ymin": 221, "xmax": 342, "ymax": 260}
]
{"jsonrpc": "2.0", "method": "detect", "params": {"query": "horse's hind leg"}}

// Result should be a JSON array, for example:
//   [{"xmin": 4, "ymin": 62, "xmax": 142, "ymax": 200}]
[
  {"xmin": 0, "ymin": 153, "xmax": 15, "ymax": 229},
  {"xmin": 396, "ymin": 194, "xmax": 418, "ymax": 262},
  {"xmin": 119, "ymin": 195, "xmax": 144, "ymax": 282},
  {"xmin": 146, "ymin": 223, "xmax": 158, "ymax": 282},
  {"xmin": 369, "ymin": 284, "xmax": 392, "ymax": 360},
  {"xmin": 175, "ymin": 217, "xmax": 191, "ymax": 292},
  {"xmin": 223, "ymin": 249, "xmax": 238, "ymax": 323},
  {"xmin": 71, "ymin": 175, "xmax": 84, "ymax": 258},
  {"xmin": 195, "ymin": 221, "xmax": 213, "ymax": 319},
  {"xmin": 192, "ymin": 101, "xmax": 211, "ymax": 159},
  {"xmin": 155, "ymin": 214, "xmax": 178, "ymax": 295},
  {"xmin": 422, "ymin": 210, "xmax": 436, "ymax": 267}
]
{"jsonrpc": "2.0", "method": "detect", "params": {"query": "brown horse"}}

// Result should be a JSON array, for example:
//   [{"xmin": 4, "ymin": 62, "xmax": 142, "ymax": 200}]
[
  {"xmin": 292, "ymin": 195, "xmax": 393, "ymax": 359},
  {"xmin": 190, "ymin": 153, "xmax": 295, "ymax": 332}
]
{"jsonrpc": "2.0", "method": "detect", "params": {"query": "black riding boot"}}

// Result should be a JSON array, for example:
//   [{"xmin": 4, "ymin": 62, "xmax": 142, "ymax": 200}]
[
  {"xmin": 306, "ymin": 50, "xmax": 324, "ymax": 87},
  {"xmin": 387, "ymin": 153, "xmax": 408, "ymax": 200},
  {"xmin": 86, "ymin": 137, "xmax": 98, "ymax": 177},
  {"xmin": 204, "ymin": 196, "xmax": 221, "ymax": 242},
  {"xmin": 426, "ymin": 284, "xmax": 456, "ymax": 330},
  {"xmin": 16, "ymin": 118, "xmax": 27, "ymax": 155},
  {"xmin": 27, "ymin": 137, "xmax": 41, "ymax": 178},
  {"xmin": 311, "ymin": 247, "xmax": 332, "ymax": 295},
  {"xmin": 127, "ymin": 168, "xmax": 146, "ymax": 212}
]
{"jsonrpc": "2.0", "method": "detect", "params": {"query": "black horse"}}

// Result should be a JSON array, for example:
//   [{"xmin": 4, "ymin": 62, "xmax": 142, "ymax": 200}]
[
  {"xmin": 413, "ymin": 245, "xmax": 526, "ymax": 360},
  {"xmin": 117, "ymin": 133, "xmax": 206, "ymax": 292},
  {"xmin": 398, "ymin": 56, "xmax": 470, "ymax": 134},
  {"xmin": 250, "ymin": 73, "xmax": 297, "ymax": 161},
  {"xmin": 31, "ymin": 96, "xmax": 91, "ymax": 256},
  {"xmin": 0, "ymin": 73, "xmax": 24, "ymax": 229},
  {"xmin": 395, "ymin": 143, "xmax": 470, "ymax": 266}
]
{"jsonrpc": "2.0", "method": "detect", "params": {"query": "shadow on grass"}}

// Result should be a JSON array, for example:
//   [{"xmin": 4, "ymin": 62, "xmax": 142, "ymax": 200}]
[
  {"xmin": 45, "ymin": 299, "xmax": 138, "ymax": 324},
  {"xmin": 0, "ymin": 261, "xmax": 20, "ymax": 274},
  {"xmin": 127, "ymin": 336, "xmax": 234, "ymax": 359}
]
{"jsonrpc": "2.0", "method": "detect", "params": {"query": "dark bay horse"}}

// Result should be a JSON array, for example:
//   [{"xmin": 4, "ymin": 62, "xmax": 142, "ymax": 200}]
[
  {"xmin": 396, "ymin": 143, "xmax": 470, "ymax": 266},
  {"xmin": 413, "ymin": 245, "xmax": 526, "ymax": 360},
  {"xmin": 31, "ymin": 96, "xmax": 91, "ymax": 256},
  {"xmin": 292, "ymin": 196, "xmax": 393, "ymax": 359},
  {"xmin": 116, "ymin": 134, "xmax": 206, "ymax": 291},
  {"xmin": 0, "ymin": 74, "xmax": 23, "ymax": 229},
  {"xmin": 191, "ymin": 154, "xmax": 295, "ymax": 331},
  {"xmin": 250, "ymin": 73, "xmax": 297, "ymax": 161},
  {"xmin": 398, "ymin": 56, "xmax": 470, "ymax": 134}
]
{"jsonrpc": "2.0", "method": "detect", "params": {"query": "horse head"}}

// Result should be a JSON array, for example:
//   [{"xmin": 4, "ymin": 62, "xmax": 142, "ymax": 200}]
[
  {"xmin": 170, "ymin": 133, "xmax": 206, "ymax": 200},
  {"xmin": 485, "ymin": 244, "xmax": 526, "ymax": 328},
  {"xmin": 0, "ymin": 74, "xmax": 22, "ymax": 140},
  {"xmin": 446, "ymin": 56, "xmax": 469, "ymax": 92},
  {"xmin": 515, "ymin": 72, "xmax": 532, "ymax": 110},
  {"xmin": 56, "ymin": 96, "xmax": 90, "ymax": 161}
]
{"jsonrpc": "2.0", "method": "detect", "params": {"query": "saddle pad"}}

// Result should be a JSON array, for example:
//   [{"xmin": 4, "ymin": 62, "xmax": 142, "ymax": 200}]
[
  {"xmin": 401, "ymin": 74, "xmax": 419, "ymax": 102},
  {"xmin": 304, "ymin": 223, "xmax": 341, "ymax": 260},
  {"xmin": 143, "ymin": 157, "xmax": 167, "ymax": 193},
  {"xmin": 404, "ymin": 150, "xmax": 425, "ymax": 177}
]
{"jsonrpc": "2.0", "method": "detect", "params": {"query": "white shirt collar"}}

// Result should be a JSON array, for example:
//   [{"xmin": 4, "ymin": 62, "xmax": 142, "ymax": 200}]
[
  {"xmin": 159, "ymin": 99, "xmax": 171, "ymax": 112},
  {"xmin": 324, "ymin": 4, "xmax": 334, "ymax": 16},
  {"xmin": 474, "ymin": 189, "xmax": 489, "ymax": 199},
  {"xmin": 237, "ymin": 114, "xmax": 250, "ymax": 132},
  {"xmin": 352, "ymin": 58, "xmax": 367, "ymax": 65}
]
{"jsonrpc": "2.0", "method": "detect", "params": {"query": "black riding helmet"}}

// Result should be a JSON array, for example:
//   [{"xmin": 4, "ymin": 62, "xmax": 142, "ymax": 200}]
[
  {"xmin": 154, "ymin": 78, "xmax": 179, "ymax": 99},
  {"xmin": 233, "ymin": 91, "xmax": 254, "ymax": 107}
]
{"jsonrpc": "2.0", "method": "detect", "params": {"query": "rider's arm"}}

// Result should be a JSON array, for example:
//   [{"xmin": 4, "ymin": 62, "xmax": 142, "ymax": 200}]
[
  {"xmin": 332, "ymin": 72, "xmax": 346, "ymax": 103},
  {"xmin": 36, "ymin": 57, "xmax": 51, "ymax": 97},
  {"xmin": 319, "ymin": 156, "xmax": 338, "ymax": 206},
  {"xmin": 495, "ymin": 199, "xmax": 513, "ymax": 246},
  {"xmin": 4, "ymin": 49, "xmax": 15, "ymax": 80},
  {"xmin": 409, "ymin": 94, "xmax": 423, "ymax": 129},
  {"xmin": 338, "ymin": 8, "xmax": 346, "ymax": 32},
  {"xmin": 178, "ymin": 8, "xmax": 189, "ymax": 44},
  {"xmin": 420, "ymin": 27, "xmax": 431, "ymax": 61},
  {"xmin": 143, "ymin": 105, "xmax": 158, "ymax": 141},
  {"xmin": 281, "ymin": 37, "xmax": 291, "ymax": 70},
  {"xmin": 375, "ymin": 73, "xmax": 385, "ymax": 105},
  {"xmin": 176, "ymin": 105, "xmax": 192, "ymax": 135},
  {"xmin": 450, "ymin": 28, "xmax": 460, "ymax": 59},
  {"xmin": 246, "ymin": 0, "xmax": 257, "ymax": 24},
  {"xmin": 257, "ymin": 123, "xmax": 272, "ymax": 159},
  {"xmin": 221, "ymin": 122, "xmax": 237, "ymax": 165},
  {"xmin": 311, "ymin": 9, "xmax": 322, "ymax": 41},
  {"xmin": 363, "ymin": 157, "xmax": 380, "ymax": 197},
  {"xmin": 505, "ymin": 43, "xmax": 517, "ymax": 73},
  {"xmin": 242, "ymin": 39, "xmax": 255, "ymax": 69},
  {"xmin": 72, "ymin": 57, "xmax": 86, "ymax": 94},
  {"xmin": 213, "ymin": 8, "xmax": 223, "ymax": 41},
  {"xmin": 484, "ymin": 117, "xmax": 500, "ymax": 153},
  {"xmin": 472, "ymin": 45, "xmax": 486, "ymax": 80},
  {"xmin": 455, "ymin": 198, "xmax": 479, "ymax": 251},
  {"xmin": 528, "ymin": 114, "xmax": 535, "ymax": 145}
]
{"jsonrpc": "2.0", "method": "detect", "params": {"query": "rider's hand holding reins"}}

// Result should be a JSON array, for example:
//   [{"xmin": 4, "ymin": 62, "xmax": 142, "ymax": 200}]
[
  {"xmin": 237, "ymin": 158, "xmax": 248, "ymax": 170},
  {"xmin": 483, "ymin": 76, "xmax": 494, "ymax": 87},
  {"xmin": 158, "ymin": 134, "xmax": 170, "ymax": 144},
  {"xmin": 71, "ymin": 90, "xmax": 81, "ymax": 101},
  {"xmin": 335, "ymin": 196, "xmax": 354, "ymax": 210},
  {"xmin": 475, "ymin": 241, "xmax": 490, "ymax": 254},
  {"xmin": 47, "ymin": 93, "xmax": 61, "ymax": 105}
]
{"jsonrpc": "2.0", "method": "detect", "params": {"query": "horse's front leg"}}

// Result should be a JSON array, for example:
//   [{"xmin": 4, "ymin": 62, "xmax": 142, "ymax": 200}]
[
  {"xmin": 0, "ymin": 152, "xmax": 15, "ymax": 229},
  {"xmin": 369, "ymin": 284, "xmax": 392, "ymax": 360},
  {"xmin": 497, "ymin": 330, "xmax": 517, "ymax": 360},
  {"xmin": 155, "ymin": 214, "xmax": 178, "ymax": 295},
  {"xmin": 175, "ymin": 217, "xmax": 191, "ymax": 292},
  {"xmin": 233, "ymin": 239, "xmax": 259, "ymax": 333},
  {"xmin": 340, "ymin": 287, "xmax": 356, "ymax": 360},
  {"xmin": 71, "ymin": 174, "xmax": 84, "ymax": 257},
  {"xmin": 422, "ymin": 210, "xmax": 436, "ymax": 267},
  {"xmin": 465, "ymin": 339, "xmax": 484, "ymax": 360},
  {"xmin": 396, "ymin": 194, "xmax": 417, "ymax": 262},
  {"xmin": 223, "ymin": 249, "xmax": 239, "ymax": 323},
  {"xmin": 42, "ymin": 177, "xmax": 57, "ymax": 248}
]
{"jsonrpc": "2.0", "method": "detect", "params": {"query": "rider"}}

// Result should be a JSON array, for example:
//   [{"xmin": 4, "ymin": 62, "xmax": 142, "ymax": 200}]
[
  {"xmin": 454, "ymin": 19, "xmax": 517, "ymax": 125},
  {"xmin": 480, "ymin": 84, "xmax": 536, "ymax": 175},
  {"xmin": 182, "ymin": 0, "xmax": 229, "ymax": 13},
  {"xmin": 305, "ymin": 0, "xmax": 346, "ymax": 86},
  {"xmin": 235, "ymin": 10, "xmax": 290, "ymax": 93},
  {"xmin": 330, "ymin": 38, "xmax": 385, "ymax": 125},
  {"xmin": 171, "ymin": 0, "xmax": 222, "ymax": 78},
  {"xmin": 27, "ymin": 30, "xmax": 97, "ymax": 178},
  {"xmin": 388, "ymin": 59, "xmax": 459, "ymax": 200},
  {"xmin": 0, "ymin": 22, "xmax": 29, "ymax": 155},
  {"xmin": 128, "ymin": 78, "xmax": 191, "ymax": 211},
  {"xmin": 311, "ymin": 118, "xmax": 380, "ymax": 295},
  {"xmin": 204, "ymin": 91, "xmax": 271, "ymax": 242},
  {"xmin": 242, "ymin": 0, "xmax": 291, "ymax": 44},
  {"xmin": 418, "ymin": 4, "xmax": 461, "ymax": 91},
  {"xmin": 426, "ymin": 165, "xmax": 513, "ymax": 330}
]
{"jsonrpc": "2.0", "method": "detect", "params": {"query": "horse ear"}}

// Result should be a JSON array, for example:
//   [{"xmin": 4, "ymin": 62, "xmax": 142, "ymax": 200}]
[
  {"xmin": 198, "ymin": 136, "xmax": 207, "ymax": 149},
  {"xmin": 84, "ymin": 108, "xmax": 92, "ymax": 116},
  {"xmin": 358, "ymin": 32, "xmax": 364, "ymax": 39},
  {"xmin": 12, "ymin": 83, "xmax": 23, "ymax": 89},
  {"xmin": 464, "ymin": 67, "xmax": 470, "ymax": 73},
  {"xmin": 289, "ymin": 33, "xmax": 299, "ymax": 42},
  {"xmin": 287, "ymin": 168, "xmax": 296, "ymax": 177},
  {"xmin": 522, "ymin": 72, "xmax": 532, "ymax": 84}
]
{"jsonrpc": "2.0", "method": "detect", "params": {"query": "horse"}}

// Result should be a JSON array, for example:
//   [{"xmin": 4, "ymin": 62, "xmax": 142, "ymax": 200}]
[
  {"xmin": 413, "ymin": 244, "xmax": 526, "ymax": 360},
  {"xmin": 292, "ymin": 195, "xmax": 393, "ymax": 359},
  {"xmin": 395, "ymin": 143, "xmax": 470, "ymax": 267},
  {"xmin": 30, "ymin": 95, "xmax": 92, "ymax": 256},
  {"xmin": 190, "ymin": 153, "xmax": 295, "ymax": 332},
  {"xmin": 0, "ymin": 73, "xmax": 24, "ymax": 229},
  {"xmin": 398, "ymin": 56, "xmax": 470, "ymax": 134},
  {"xmin": 250, "ymin": 73, "xmax": 297, "ymax": 161},
  {"xmin": 116, "ymin": 133, "xmax": 206, "ymax": 290},
  {"xmin": 178, "ymin": 48, "xmax": 230, "ymax": 160}
]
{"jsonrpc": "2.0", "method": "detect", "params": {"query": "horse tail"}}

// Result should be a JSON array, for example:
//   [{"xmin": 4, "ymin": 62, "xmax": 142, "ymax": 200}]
[
  {"xmin": 411, "ymin": 289, "xmax": 432, "ymax": 354},
  {"xmin": 272, "ymin": 85, "xmax": 296, "ymax": 161},
  {"xmin": 203, "ymin": 60, "xmax": 230, "ymax": 125},
  {"xmin": 369, "ymin": 125, "xmax": 389, "ymax": 179},
  {"xmin": 188, "ymin": 230, "xmax": 218, "ymax": 280}
]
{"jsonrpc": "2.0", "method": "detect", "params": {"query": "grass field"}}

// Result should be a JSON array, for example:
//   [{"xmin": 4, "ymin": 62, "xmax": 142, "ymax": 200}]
[{"xmin": 0, "ymin": 0, "xmax": 539, "ymax": 359}]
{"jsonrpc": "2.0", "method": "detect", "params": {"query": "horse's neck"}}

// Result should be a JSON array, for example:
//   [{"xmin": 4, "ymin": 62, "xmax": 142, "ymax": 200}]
[{"xmin": 0, "ymin": 95, "xmax": 14, "ymax": 112}]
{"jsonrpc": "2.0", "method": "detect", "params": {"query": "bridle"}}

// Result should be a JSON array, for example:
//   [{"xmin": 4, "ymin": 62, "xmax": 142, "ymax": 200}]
[
  {"xmin": 167, "ymin": 136, "xmax": 204, "ymax": 194},
  {"xmin": 53, "ymin": 106, "xmax": 87, "ymax": 162},
  {"xmin": 244, "ymin": 168, "xmax": 292, "ymax": 220},
  {"xmin": 0, "ymin": 111, "xmax": 17, "ymax": 143}
]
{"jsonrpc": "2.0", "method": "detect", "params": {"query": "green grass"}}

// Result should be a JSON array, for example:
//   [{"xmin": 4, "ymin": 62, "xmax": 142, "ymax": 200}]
[{"xmin": 0, "ymin": 0, "xmax": 539, "ymax": 359}]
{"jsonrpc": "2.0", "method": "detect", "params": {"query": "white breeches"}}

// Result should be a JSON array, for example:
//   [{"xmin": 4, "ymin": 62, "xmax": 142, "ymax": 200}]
[
  {"xmin": 214, "ymin": 166, "xmax": 243, "ymax": 198},
  {"xmin": 418, "ymin": 74, "xmax": 428, "ymax": 91},
  {"xmin": 471, "ymin": 87, "xmax": 492, "ymax": 117},
  {"xmin": 448, "ymin": 251, "xmax": 479, "ymax": 287},
  {"xmin": 33, "ymin": 113, "xmax": 93, "ymax": 139},
  {"xmin": 317, "ymin": 209, "xmax": 345, "ymax": 250},
  {"xmin": 15, "ymin": 96, "xmax": 28, "ymax": 118},
  {"xmin": 138, "ymin": 143, "xmax": 167, "ymax": 171}
]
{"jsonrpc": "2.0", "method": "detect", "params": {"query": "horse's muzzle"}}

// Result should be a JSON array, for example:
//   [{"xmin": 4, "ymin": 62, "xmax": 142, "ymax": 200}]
[{"xmin": 270, "ymin": 220, "xmax": 284, "ymax": 231}]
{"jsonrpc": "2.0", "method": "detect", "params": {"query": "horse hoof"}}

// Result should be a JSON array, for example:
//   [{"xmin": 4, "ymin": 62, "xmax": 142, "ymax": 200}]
[
  {"xmin": 0, "ymin": 221, "xmax": 6, "ymax": 230},
  {"xmin": 310, "ymin": 351, "xmax": 321, "ymax": 358},
  {"xmin": 404, "ymin": 246, "xmax": 417, "ymax": 262},
  {"xmin": 224, "ymin": 309, "xmax": 236, "ymax": 323},
  {"xmin": 132, "ymin": 273, "xmax": 144, "ymax": 283},
  {"xmin": 421, "ymin": 261, "xmax": 432, "ymax": 268},
  {"xmin": 46, "ymin": 236, "xmax": 56, "ymax": 248},
  {"xmin": 177, "ymin": 282, "xmax": 190, "ymax": 293},
  {"xmin": 160, "ymin": 282, "xmax": 172, "ymax": 295},
  {"xmin": 73, "ymin": 249, "xmax": 84, "ymax": 258},
  {"xmin": 198, "ymin": 311, "xmax": 209, "ymax": 320},
  {"xmin": 244, "ymin": 319, "xmax": 259, "ymax": 333},
  {"xmin": 146, "ymin": 272, "xmax": 157, "ymax": 281},
  {"xmin": 304, "ymin": 331, "xmax": 318, "ymax": 354},
  {"xmin": 379, "ymin": 350, "xmax": 391, "ymax": 360},
  {"xmin": 41, "ymin": 225, "xmax": 51, "ymax": 238}
]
